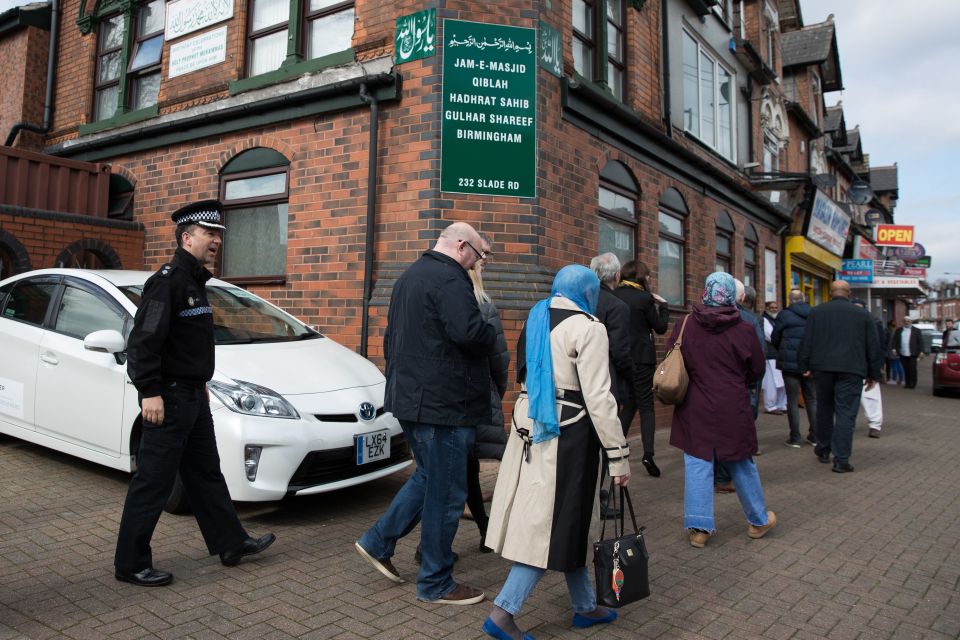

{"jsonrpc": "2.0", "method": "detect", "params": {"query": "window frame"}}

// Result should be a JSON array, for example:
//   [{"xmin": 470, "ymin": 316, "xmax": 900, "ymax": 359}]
[
  {"xmin": 572, "ymin": 0, "xmax": 626, "ymax": 100},
  {"xmin": 219, "ymin": 166, "xmax": 291, "ymax": 285},
  {"xmin": 94, "ymin": 13, "xmax": 125, "ymax": 121},
  {"xmin": 658, "ymin": 210, "xmax": 687, "ymax": 308},
  {"xmin": 598, "ymin": 180, "xmax": 637, "ymax": 263},
  {"xmin": 744, "ymin": 242, "xmax": 758, "ymax": 290},
  {"xmin": 681, "ymin": 29, "xmax": 737, "ymax": 162},
  {"xmin": 126, "ymin": 0, "xmax": 164, "ymax": 112},
  {"xmin": 246, "ymin": 0, "xmax": 356, "ymax": 79}
]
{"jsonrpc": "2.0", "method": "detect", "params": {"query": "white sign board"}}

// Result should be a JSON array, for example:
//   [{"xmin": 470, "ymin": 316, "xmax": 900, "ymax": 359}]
[
  {"xmin": 0, "ymin": 377, "xmax": 24, "ymax": 420},
  {"xmin": 764, "ymin": 249, "xmax": 778, "ymax": 302},
  {"xmin": 168, "ymin": 27, "xmax": 228, "ymax": 79},
  {"xmin": 807, "ymin": 190, "xmax": 850, "ymax": 257},
  {"xmin": 165, "ymin": 0, "xmax": 234, "ymax": 41},
  {"xmin": 870, "ymin": 276, "xmax": 922, "ymax": 289}
]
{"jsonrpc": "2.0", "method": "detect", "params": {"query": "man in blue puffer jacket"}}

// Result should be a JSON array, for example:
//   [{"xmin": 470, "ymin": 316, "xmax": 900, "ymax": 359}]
[{"xmin": 772, "ymin": 289, "xmax": 817, "ymax": 448}]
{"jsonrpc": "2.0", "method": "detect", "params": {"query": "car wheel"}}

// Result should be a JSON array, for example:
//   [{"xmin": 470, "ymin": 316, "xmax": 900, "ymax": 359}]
[{"xmin": 164, "ymin": 473, "xmax": 192, "ymax": 515}]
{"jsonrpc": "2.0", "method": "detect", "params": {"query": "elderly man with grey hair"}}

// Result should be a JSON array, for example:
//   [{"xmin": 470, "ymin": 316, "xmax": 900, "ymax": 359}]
[{"xmin": 589, "ymin": 253, "xmax": 635, "ymax": 410}]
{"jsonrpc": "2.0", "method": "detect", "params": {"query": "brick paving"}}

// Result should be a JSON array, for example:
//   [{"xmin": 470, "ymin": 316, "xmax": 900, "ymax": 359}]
[{"xmin": 1, "ymin": 365, "xmax": 959, "ymax": 639}]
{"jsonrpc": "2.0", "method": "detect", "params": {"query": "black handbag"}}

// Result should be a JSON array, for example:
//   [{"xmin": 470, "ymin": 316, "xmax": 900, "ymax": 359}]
[{"xmin": 593, "ymin": 478, "xmax": 650, "ymax": 607}]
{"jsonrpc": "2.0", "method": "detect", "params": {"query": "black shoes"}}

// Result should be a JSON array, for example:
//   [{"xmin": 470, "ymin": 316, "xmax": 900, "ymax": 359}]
[
  {"xmin": 832, "ymin": 462, "xmax": 855, "ymax": 473},
  {"xmin": 785, "ymin": 437, "xmax": 802, "ymax": 448},
  {"xmin": 220, "ymin": 533, "xmax": 276, "ymax": 566},
  {"xmin": 806, "ymin": 432, "xmax": 817, "ymax": 445},
  {"xmin": 641, "ymin": 456, "xmax": 661, "ymax": 477},
  {"xmin": 815, "ymin": 449, "xmax": 831, "ymax": 464},
  {"xmin": 115, "ymin": 567, "xmax": 173, "ymax": 587}
]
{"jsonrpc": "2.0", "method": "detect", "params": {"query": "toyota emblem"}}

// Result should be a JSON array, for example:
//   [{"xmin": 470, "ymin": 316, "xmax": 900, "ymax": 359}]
[{"xmin": 359, "ymin": 402, "xmax": 376, "ymax": 421}]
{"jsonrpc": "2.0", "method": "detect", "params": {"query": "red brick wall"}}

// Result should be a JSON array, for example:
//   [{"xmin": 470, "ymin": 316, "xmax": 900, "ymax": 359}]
[
  {"xmin": 0, "ymin": 25, "xmax": 50, "ymax": 151},
  {"xmin": 0, "ymin": 211, "xmax": 144, "ymax": 270}
]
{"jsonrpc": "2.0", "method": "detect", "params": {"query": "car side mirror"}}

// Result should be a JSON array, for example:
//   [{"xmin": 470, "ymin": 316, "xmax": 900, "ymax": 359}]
[{"xmin": 84, "ymin": 329, "xmax": 126, "ymax": 354}]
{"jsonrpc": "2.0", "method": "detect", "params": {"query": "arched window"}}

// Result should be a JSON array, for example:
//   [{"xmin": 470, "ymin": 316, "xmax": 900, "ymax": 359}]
[
  {"xmin": 715, "ymin": 211, "xmax": 734, "ymax": 273},
  {"xmin": 658, "ymin": 188, "xmax": 688, "ymax": 307},
  {"xmin": 598, "ymin": 161, "xmax": 639, "ymax": 265},
  {"xmin": 55, "ymin": 239, "xmax": 123, "ymax": 269},
  {"xmin": 0, "ymin": 231, "xmax": 32, "ymax": 280},
  {"xmin": 744, "ymin": 223, "xmax": 759, "ymax": 289},
  {"xmin": 219, "ymin": 147, "xmax": 291, "ymax": 283}
]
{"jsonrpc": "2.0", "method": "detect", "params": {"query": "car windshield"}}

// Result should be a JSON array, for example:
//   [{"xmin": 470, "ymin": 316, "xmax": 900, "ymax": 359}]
[{"xmin": 120, "ymin": 285, "xmax": 323, "ymax": 344}]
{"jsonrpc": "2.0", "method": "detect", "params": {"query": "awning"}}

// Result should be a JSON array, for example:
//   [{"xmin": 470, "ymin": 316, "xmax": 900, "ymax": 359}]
[{"xmin": 852, "ymin": 276, "xmax": 924, "ymax": 298}]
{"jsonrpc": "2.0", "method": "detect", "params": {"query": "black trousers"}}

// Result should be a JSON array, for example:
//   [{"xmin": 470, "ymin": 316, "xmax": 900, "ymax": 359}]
[
  {"xmin": 617, "ymin": 363, "xmax": 657, "ymax": 456},
  {"xmin": 902, "ymin": 356, "xmax": 918, "ymax": 388},
  {"xmin": 464, "ymin": 449, "xmax": 488, "ymax": 538},
  {"xmin": 813, "ymin": 372, "xmax": 863, "ymax": 464},
  {"xmin": 115, "ymin": 383, "xmax": 247, "ymax": 573}
]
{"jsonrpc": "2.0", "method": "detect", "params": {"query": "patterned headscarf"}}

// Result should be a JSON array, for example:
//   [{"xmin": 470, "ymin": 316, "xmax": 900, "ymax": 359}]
[
  {"xmin": 702, "ymin": 271, "xmax": 737, "ymax": 307},
  {"xmin": 525, "ymin": 265, "xmax": 600, "ymax": 443}
]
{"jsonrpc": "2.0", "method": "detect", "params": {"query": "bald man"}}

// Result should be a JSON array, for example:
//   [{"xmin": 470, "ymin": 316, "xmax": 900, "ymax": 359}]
[
  {"xmin": 356, "ymin": 221, "xmax": 497, "ymax": 605},
  {"xmin": 798, "ymin": 280, "xmax": 883, "ymax": 473}
]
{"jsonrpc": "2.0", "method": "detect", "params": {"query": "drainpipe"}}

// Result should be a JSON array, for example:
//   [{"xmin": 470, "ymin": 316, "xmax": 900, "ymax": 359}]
[
  {"xmin": 5, "ymin": 0, "xmax": 59, "ymax": 146},
  {"xmin": 358, "ymin": 83, "xmax": 379, "ymax": 358},
  {"xmin": 660, "ymin": 0, "xmax": 672, "ymax": 138}
]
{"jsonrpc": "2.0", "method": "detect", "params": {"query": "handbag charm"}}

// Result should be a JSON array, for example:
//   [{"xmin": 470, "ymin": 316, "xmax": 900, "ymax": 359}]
[{"xmin": 611, "ymin": 541, "xmax": 624, "ymax": 601}]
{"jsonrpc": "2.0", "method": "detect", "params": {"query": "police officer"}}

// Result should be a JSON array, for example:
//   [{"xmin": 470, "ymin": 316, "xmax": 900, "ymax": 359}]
[{"xmin": 114, "ymin": 200, "xmax": 275, "ymax": 587}]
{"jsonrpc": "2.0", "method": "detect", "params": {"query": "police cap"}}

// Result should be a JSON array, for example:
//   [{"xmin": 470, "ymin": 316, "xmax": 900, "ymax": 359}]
[{"xmin": 171, "ymin": 199, "xmax": 226, "ymax": 230}]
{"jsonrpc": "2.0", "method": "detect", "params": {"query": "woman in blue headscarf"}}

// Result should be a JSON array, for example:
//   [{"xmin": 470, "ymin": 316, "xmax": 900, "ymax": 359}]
[
  {"xmin": 482, "ymin": 265, "xmax": 631, "ymax": 640},
  {"xmin": 667, "ymin": 272, "xmax": 776, "ymax": 549}
]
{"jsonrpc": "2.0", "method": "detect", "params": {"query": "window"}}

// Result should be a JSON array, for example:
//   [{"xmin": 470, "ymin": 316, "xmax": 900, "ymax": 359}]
[
  {"xmin": 572, "ymin": 0, "xmax": 625, "ymax": 100},
  {"xmin": 219, "ymin": 148, "xmax": 291, "ymax": 282},
  {"xmin": 3, "ymin": 279, "xmax": 57, "ymax": 326},
  {"xmin": 713, "ymin": 0, "xmax": 733, "ymax": 25},
  {"xmin": 716, "ymin": 211, "xmax": 734, "ymax": 273},
  {"xmin": 744, "ymin": 224, "xmax": 758, "ymax": 289},
  {"xmin": 682, "ymin": 31, "xmax": 735, "ymax": 161},
  {"xmin": 762, "ymin": 132, "xmax": 779, "ymax": 172},
  {"xmin": 810, "ymin": 72, "xmax": 821, "ymax": 126},
  {"xmin": 597, "ymin": 162, "xmax": 639, "ymax": 265},
  {"xmin": 248, "ymin": 0, "xmax": 355, "ymax": 77},
  {"xmin": 94, "ymin": 1, "xmax": 164, "ymax": 121},
  {"xmin": 658, "ymin": 188, "xmax": 688, "ymax": 307},
  {"xmin": 53, "ymin": 284, "xmax": 129, "ymax": 341}
]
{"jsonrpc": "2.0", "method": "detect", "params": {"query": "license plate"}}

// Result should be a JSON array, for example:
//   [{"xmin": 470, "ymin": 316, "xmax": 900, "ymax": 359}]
[{"xmin": 356, "ymin": 429, "xmax": 390, "ymax": 465}]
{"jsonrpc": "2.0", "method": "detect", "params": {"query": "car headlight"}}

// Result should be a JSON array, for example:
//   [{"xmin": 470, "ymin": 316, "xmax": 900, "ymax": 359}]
[{"xmin": 207, "ymin": 379, "xmax": 300, "ymax": 419}]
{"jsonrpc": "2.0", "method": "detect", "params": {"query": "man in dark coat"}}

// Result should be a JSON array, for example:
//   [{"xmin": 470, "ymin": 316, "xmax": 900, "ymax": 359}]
[
  {"xmin": 893, "ymin": 317, "xmax": 925, "ymax": 389},
  {"xmin": 613, "ymin": 259, "xmax": 670, "ymax": 477},
  {"xmin": 356, "ymin": 222, "xmax": 496, "ymax": 606},
  {"xmin": 798, "ymin": 280, "xmax": 883, "ymax": 473},
  {"xmin": 772, "ymin": 289, "xmax": 817, "ymax": 448},
  {"xmin": 589, "ymin": 253, "xmax": 635, "ymax": 409}
]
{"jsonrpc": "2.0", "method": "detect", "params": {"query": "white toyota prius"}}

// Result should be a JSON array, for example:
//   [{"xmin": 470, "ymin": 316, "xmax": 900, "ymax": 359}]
[{"xmin": 0, "ymin": 269, "xmax": 411, "ymax": 512}]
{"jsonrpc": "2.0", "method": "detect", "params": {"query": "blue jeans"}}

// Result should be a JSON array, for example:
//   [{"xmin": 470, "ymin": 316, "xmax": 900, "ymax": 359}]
[
  {"xmin": 358, "ymin": 421, "xmax": 473, "ymax": 600},
  {"xmin": 494, "ymin": 563, "xmax": 596, "ymax": 616},
  {"xmin": 814, "ymin": 372, "xmax": 863, "ymax": 464},
  {"xmin": 684, "ymin": 453, "xmax": 769, "ymax": 532}
]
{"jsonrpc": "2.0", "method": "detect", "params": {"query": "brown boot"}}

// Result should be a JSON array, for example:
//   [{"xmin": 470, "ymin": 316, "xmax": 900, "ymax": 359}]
[
  {"xmin": 689, "ymin": 530, "xmax": 710, "ymax": 548},
  {"xmin": 748, "ymin": 510, "xmax": 778, "ymax": 539}
]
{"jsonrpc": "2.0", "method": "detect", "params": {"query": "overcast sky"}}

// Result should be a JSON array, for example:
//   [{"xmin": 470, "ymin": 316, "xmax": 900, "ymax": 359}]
[
  {"xmin": 800, "ymin": 0, "xmax": 960, "ymax": 282},
  {"xmin": 2, "ymin": 0, "xmax": 956, "ymax": 280}
]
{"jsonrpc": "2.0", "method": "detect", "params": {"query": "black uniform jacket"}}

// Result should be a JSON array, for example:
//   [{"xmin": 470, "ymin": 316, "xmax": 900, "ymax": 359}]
[
  {"xmin": 127, "ymin": 248, "xmax": 216, "ymax": 398},
  {"xmin": 383, "ymin": 250, "xmax": 497, "ymax": 427}
]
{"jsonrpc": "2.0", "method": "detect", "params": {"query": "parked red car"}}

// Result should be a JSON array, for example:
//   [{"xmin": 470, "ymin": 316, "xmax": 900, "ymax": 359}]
[{"xmin": 933, "ymin": 344, "xmax": 960, "ymax": 396}]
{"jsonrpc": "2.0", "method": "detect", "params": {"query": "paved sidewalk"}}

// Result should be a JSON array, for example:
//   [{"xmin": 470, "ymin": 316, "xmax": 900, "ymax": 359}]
[{"xmin": 1, "ymin": 366, "xmax": 958, "ymax": 639}]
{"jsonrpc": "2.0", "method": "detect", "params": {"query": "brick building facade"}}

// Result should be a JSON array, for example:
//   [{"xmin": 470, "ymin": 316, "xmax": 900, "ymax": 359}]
[{"xmin": 1, "ymin": 0, "xmax": 907, "ymax": 421}]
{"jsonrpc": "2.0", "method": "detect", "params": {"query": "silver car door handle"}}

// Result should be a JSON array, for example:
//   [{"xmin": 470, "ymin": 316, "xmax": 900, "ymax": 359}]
[{"xmin": 40, "ymin": 353, "xmax": 59, "ymax": 365}]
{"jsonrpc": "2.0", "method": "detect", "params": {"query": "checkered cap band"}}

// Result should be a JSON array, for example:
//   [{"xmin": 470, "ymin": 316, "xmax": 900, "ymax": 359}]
[{"xmin": 174, "ymin": 209, "xmax": 224, "ymax": 228}]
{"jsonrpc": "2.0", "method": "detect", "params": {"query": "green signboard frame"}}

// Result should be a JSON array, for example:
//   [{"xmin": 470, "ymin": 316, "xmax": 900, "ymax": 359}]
[
  {"xmin": 395, "ymin": 8, "xmax": 436, "ymax": 65},
  {"xmin": 440, "ymin": 19, "xmax": 537, "ymax": 198}
]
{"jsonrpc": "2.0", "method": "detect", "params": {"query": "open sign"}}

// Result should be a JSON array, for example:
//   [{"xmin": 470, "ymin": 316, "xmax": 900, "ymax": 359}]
[{"xmin": 876, "ymin": 224, "xmax": 914, "ymax": 247}]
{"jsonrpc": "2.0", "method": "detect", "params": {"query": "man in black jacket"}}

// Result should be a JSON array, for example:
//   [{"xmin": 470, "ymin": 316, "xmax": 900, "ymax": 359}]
[
  {"xmin": 798, "ymin": 280, "xmax": 882, "ymax": 473},
  {"xmin": 893, "ymin": 317, "xmax": 925, "ymax": 389},
  {"xmin": 356, "ymin": 222, "xmax": 496, "ymax": 606},
  {"xmin": 772, "ymin": 289, "xmax": 817, "ymax": 448},
  {"xmin": 115, "ymin": 200, "xmax": 275, "ymax": 587},
  {"xmin": 589, "ymin": 253, "xmax": 635, "ymax": 410}
]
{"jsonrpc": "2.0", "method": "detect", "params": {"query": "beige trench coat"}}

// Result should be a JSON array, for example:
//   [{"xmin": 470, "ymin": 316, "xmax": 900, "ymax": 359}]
[{"xmin": 485, "ymin": 297, "xmax": 630, "ymax": 569}]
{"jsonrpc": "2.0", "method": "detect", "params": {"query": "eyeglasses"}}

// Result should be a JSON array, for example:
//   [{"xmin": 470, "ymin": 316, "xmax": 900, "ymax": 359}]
[{"xmin": 461, "ymin": 239, "xmax": 486, "ymax": 261}]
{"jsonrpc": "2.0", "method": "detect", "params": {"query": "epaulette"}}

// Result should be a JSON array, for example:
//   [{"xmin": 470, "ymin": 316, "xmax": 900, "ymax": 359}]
[{"xmin": 157, "ymin": 263, "xmax": 177, "ymax": 278}]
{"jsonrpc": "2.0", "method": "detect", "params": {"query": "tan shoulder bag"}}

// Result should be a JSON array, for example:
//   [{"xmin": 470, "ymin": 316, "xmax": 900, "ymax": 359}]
[{"xmin": 653, "ymin": 315, "xmax": 690, "ymax": 405}]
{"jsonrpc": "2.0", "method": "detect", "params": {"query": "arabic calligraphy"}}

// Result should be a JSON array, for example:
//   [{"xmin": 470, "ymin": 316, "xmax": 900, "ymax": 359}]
[
  {"xmin": 538, "ymin": 22, "xmax": 562, "ymax": 78},
  {"xmin": 395, "ymin": 8, "xmax": 436, "ymax": 63},
  {"xmin": 447, "ymin": 35, "xmax": 534, "ymax": 55},
  {"xmin": 166, "ymin": 0, "xmax": 233, "ymax": 41}
]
